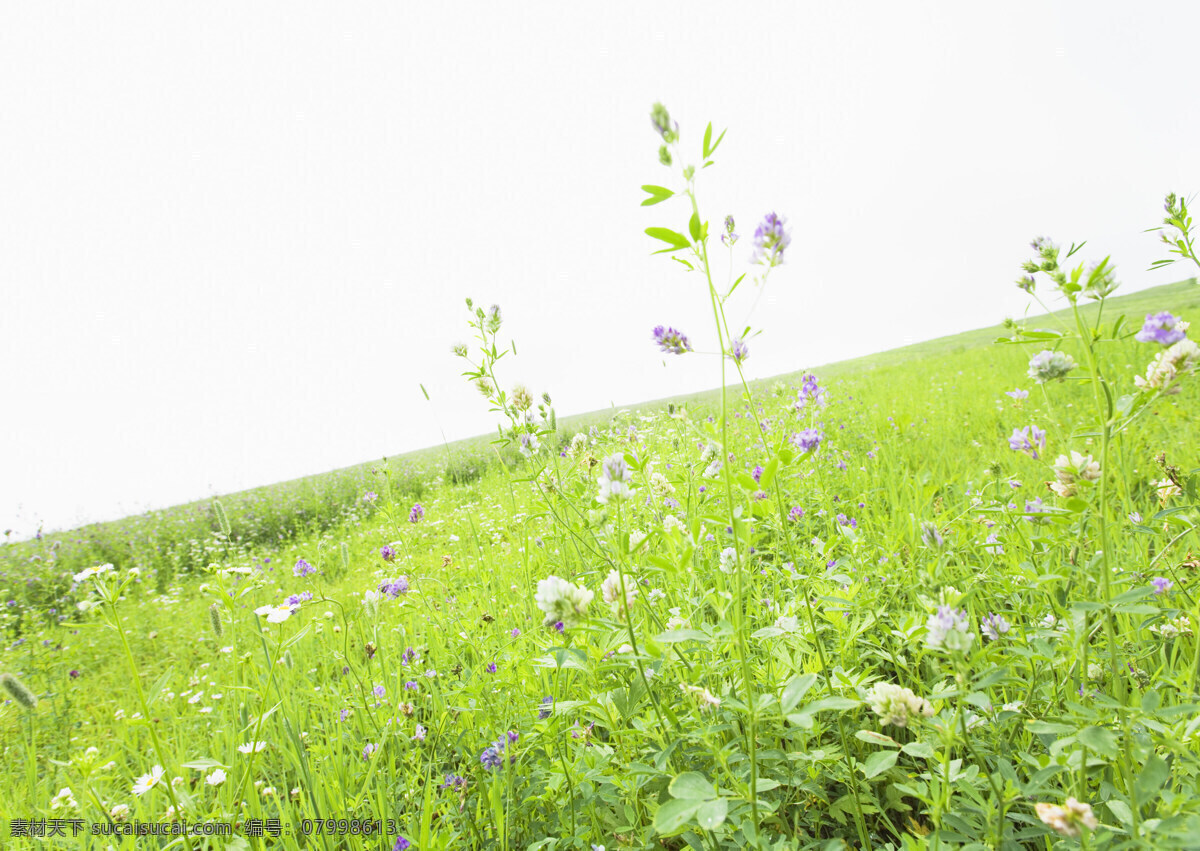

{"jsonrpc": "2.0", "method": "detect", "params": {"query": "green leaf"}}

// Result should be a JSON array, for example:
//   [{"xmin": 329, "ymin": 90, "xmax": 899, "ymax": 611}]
[
  {"xmin": 855, "ymin": 730, "xmax": 899, "ymax": 748},
  {"xmin": 861, "ymin": 750, "xmax": 898, "ymax": 779},
  {"xmin": 645, "ymin": 226, "xmax": 690, "ymax": 253},
  {"xmin": 654, "ymin": 798, "xmax": 701, "ymax": 833},
  {"xmin": 780, "ymin": 673, "xmax": 818, "ymax": 714},
  {"xmin": 669, "ymin": 772, "xmax": 718, "ymax": 800},
  {"xmin": 655, "ymin": 629, "xmax": 709, "ymax": 643},
  {"xmin": 419, "ymin": 383, "xmax": 430, "ymax": 401},
  {"xmin": 688, "ymin": 211, "xmax": 702, "ymax": 243},
  {"xmin": 901, "ymin": 741, "xmax": 937, "ymax": 759},
  {"xmin": 1134, "ymin": 754, "xmax": 1169, "ymax": 801},
  {"xmin": 641, "ymin": 185, "xmax": 674, "ymax": 206},
  {"xmin": 695, "ymin": 798, "xmax": 729, "ymax": 830},
  {"xmin": 702, "ymin": 122, "xmax": 713, "ymax": 158},
  {"xmin": 1107, "ymin": 798, "xmax": 1133, "ymax": 829},
  {"xmin": 1077, "ymin": 725, "xmax": 1120, "ymax": 758},
  {"xmin": 180, "ymin": 758, "xmax": 227, "ymax": 771}
]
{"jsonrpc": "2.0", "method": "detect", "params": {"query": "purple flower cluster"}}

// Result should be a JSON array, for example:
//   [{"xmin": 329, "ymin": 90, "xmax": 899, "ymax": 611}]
[
  {"xmin": 795, "ymin": 374, "xmax": 826, "ymax": 410},
  {"xmin": 380, "ymin": 544, "xmax": 396, "ymax": 562},
  {"xmin": 479, "ymin": 731, "xmax": 519, "ymax": 770},
  {"xmin": 751, "ymin": 212, "xmax": 792, "ymax": 267},
  {"xmin": 538, "ymin": 696, "xmax": 554, "ymax": 719},
  {"xmin": 408, "ymin": 504, "xmax": 424, "ymax": 524},
  {"xmin": 788, "ymin": 505, "xmax": 805, "ymax": 521},
  {"xmin": 652, "ymin": 325, "xmax": 693, "ymax": 355},
  {"xmin": 285, "ymin": 590, "xmax": 312, "ymax": 607},
  {"xmin": 1008, "ymin": 424, "xmax": 1046, "ymax": 459},
  {"xmin": 1005, "ymin": 388, "xmax": 1029, "ymax": 400},
  {"xmin": 379, "ymin": 577, "xmax": 410, "ymax": 599},
  {"xmin": 729, "ymin": 338, "xmax": 749, "ymax": 364},
  {"xmin": 293, "ymin": 559, "xmax": 317, "ymax": 578},
  {"xmin": 791, "ymin": 429, "xmax": 822, "ymax": 452},
  {"xmin": 1135, "ymin": 312, "xmax": 1187, "ymax": 346}
]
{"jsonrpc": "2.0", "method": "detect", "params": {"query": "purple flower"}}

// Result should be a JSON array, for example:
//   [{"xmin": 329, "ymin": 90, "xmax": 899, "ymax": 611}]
[
  {"xmin": 69, "ymin": 670, "xmax": 80, "ymax": 679},
  {"xmin": 412, "ymin": 724, "xmax": 426, "ymax": 742},
  {"xmin": 510, "ymin": 628, "xmax": 521, "ymax": 638},
  {"xmin": 788, "ymin": 505, "xmax": 804, "ymax": 521},
  {"xmin": 721, "ymin": 215, "xmax": 739, "ymax": 247},
  {"xmin": 486, "ymin": 663, "xmax": 497, "ymax": 674},
  {"xmin": 379, "ymin": 576, "xmax": 410, "ymax": 599},
  {"xmin": 293, "ymin": 559, "xmax": 317, "ymax": 578},
  {"xmin": 538, "ymin": 696, "xmax": 553, "ymax": 719},
  {"xmin": 285, "ymin": 591, "xmax": 312, "ymax": 607},
  {"xmin": 372, "ymin": 685, "xmax": 386, "ymax": 698},
  {"xmin": 408, "ymin": 503, "xmax": 424, "ymax": 524},
  {"xmin": 794, "ymin": 374, "xmax": 826, "ymax": 410},
  {"xmin": 791, "ymin": 429, "xmax": 822, "ymax": 452},
  {"xmin": 480, "ymin": 746, "xmax": 502, "ymax": 770},
  {"xmin": 728, "ymin": 338, "xmax": 749, "ymax": 364},
  {"xmin": 981, "ymin": 613, "xmax": 1011, "ymax": 641},
  {"xmin": 652, "ymin": 325, "xmax": 693, "ymax": 355},
  {"xmin": 380, "ymin": 544, "xmax": 396, "ymax": 562},
  {"xmin": 393, "ymin": 836, "xmax": 411, "ymax": 851},
  {"xmin": 362, "ymin": 743, "xmax": 377, "ymax": 760},
  {"xmin": 751, "ymin": 465, "xmax": 764, "ymax": 483},
  {"xmin": 554, "ymin": 621, "xmax": 565, "ymax": 633},
  {"xmin": 441, "ymin": 774, "xmax": 466, "ymax": 791},
  {"xmin": 1005, "ymin": 388, "xmax": 1029, "ymax": 400},
  {"xmin": 1136, "ymin": 312, "xmax": 1187, "ymax": 346},
  {"xmin": 751, "ymin": 212, "xmax": 792, "ymax": 267},
  {"xmin": 404, "ymin": 681, "xmax": 418, "ymax": 691},
  {"xmin": 362, "ymin": 491, "xmax": 378, "ymax": 503},
  {"xmin": 1151, "ymin": 576, "xmax": 1173, "ymax": 595},
  {"xmin": 1008, "ymin": 425, "xmax": 1046, "ymax": 459}
]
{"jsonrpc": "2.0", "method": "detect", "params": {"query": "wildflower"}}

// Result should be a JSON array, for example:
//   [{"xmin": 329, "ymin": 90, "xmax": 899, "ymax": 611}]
[
  {"xmin": 132, "ymin": 765, "xmax": 165, "ymax": 796},
  {"xmin": 926, "ymin": 606, "xmax": 974, "ymax": 652},
  {"xmin": 920, "ymin": 522, "xmax": 945, "ymax": 549},
  {"xmin": 983, "ymin": 533, "xmax": 1004, "ymax": 554},
  {"xmin": 1135, "ymin": 311, "xmax": 1188, "ymax": 346},
  {"xmin": 1135, "ymin": 339, "xmax": 1200, "ymax": 394},
  {"xmin": 680, "ymin": 683, "xmax": 721, "ymax": 711},
  {"xmin": 393, "ymin": 837, "xmax": 412, "ymax": 851},
  {"xmin": 237, "ymin": 741, "xmax": 267, "ymax": 754},
  {"xmin": 601, "ymin": 569, "xmax": 637, "ymax": 613},
  {"xmin": 534, "ymin": 576, "xmax": 594, "ymax": 628},
  {"xmin": 362, "ymin": 491, "xmax": 378, "ymax": 503},
  {"xmin": 206, "ymin": 768, "xmax": 226, "ymax": 786},
  {"xmin": 1150, "ymin": 615, "xmax": 1192, "ymax": 639},
  {"xmin": 791, "ymin": 429, "xmax": 822, "ymax": 452},
  {"xmin": 1035, "ymin": 798, "xmax": 1099, "ymax": 838},
  {"xmin": 1005, "ymin": 388, "xmax": 1029, "ymax": 400},
  {"xmin": 650, "ymin": 102, "xmax": 678, "ymax": 143},
  {"xmin": 865, "ymin": 682, "xmax": 933, "ymax": 727},
  {"xmin": 774, "ymin": 615, "xmax": 799, "ymax": 633},
  {"xmin": 1156, "ymin": 478, "xmax": 1182, "ymax": 504},
  {"xmin": 511, "ymin": 384, "xmax": 534, "ymax": 411},
  {"xmin": 751, "ymin": 212, "xmax": 792, "ymax": 267},
  {"xmin": 510, "ymin": 628, "xmax": 521, "ymax": 638},
  {"xmin": 485, "ymin": 304, "xmax": 502, "ymax": 333},
  {"xmin": 50, "ymin": 786, "xmax": 77, "ymax": 810},
  {"xmin": 1049, "ymin": 450, "xmax": 1101, "ymax": 498},
  {"xmin": 981, "ymin": 613, "xmax": 1011, "ymax": 641},
  {"xmin": 441, "ymin": 774, "xmax": 467, "ymax": 790},
  {"xmin": 788, "ymin": 505, "xmax": 804, "ymax": 521},
  {"xmin": 728, "ymin": 338, "xmax": 749, "ymax": 364},
  {"xmin": 538, "ymin": 696, "xmax": 554, "ymax": 719},
  {"xmin": 1151, "ymin": 576, "xmax": 1173, "ymax": 595},
  {"xmin": 254, "ymin": 603, "xmax": 296, "ymax": 624},
  {"xmin": 362, "ymin": 743, "xmax": 377, "ymax": 760},
  {"xmin": 1024, "ymin": 496, "xmax": 1050, "ymax": 522},
  {"xmin": 379, "ymin": 576, "xmax": 410, "ymax": 598},
  {"xmin": 721, "ymin": 215, "xmax": 738, "ymax": 247},
  {"xmin": 1129, "ymin": 511, "xmax": 1143, "ymax": 524},
  {"xmin": 597, "ymin": 453, "xmax": 633, "ymax": 504},
  {"xmin": 380, "ymin": 544, "xmax": 396, "ymax": 562},
  {"xmin": 0, "ymin": 673, "xmax": 38, "ymax": 710},
  {"xmin": 110, "ymin": 803, "xmax": 131, "ymax": 821},
  {"xmin": 372, "ymin": 685, "xmax": 386, "ymax": 699},
  {"xmin": 413, "ymin": 724, "xmax": 427, "ymax": 742},
  {"xmin": 718, "ymin": 547, "xmax": 738, "ymax": 574},
  {"xmin": 409, "ymin": 503, "xmax": 425, "ymax": 523},
  {"xmin": 795, "ymin": 374, "xmax": 826, "ymax": 409},
  {"xmin": 1008, "ymin": 424, "xmax": 1046, "ymax": 459},
  {"xmin": 293, "ymin": 559, "xmax": 317, "ymax": 578},
  {"xmin": 72, "ymin": 563, "xmax": 115, "ymax": 583},
  {"xmin": 1027, "ymin": 350, "xmax": 1077, "ymax": 383},
  {"xmin": 651, "ymin": 325, "xmax": 693, "ymax": 355}
]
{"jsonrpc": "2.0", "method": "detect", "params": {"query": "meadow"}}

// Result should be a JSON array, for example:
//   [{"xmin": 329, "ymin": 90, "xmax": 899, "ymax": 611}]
[{"xmin": 3, "ymin": 108, "xmax": 1200, "ymax": 850}]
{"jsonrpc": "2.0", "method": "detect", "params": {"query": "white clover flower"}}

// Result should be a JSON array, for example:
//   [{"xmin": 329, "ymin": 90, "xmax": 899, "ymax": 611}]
[
  {"xmin": 205, "ymin": 768, "xmax": 227, "ymax": 786},
  {"xmin": 647, "ymin": 588, "xmax": 666, "ymax": 603},
  {"xmin": 567, "ymin": 432, "xmax": 588, "ymax": 458},
  {"xmin": 650, "ymin": 472, "xmax": 675, "ymax": 498},
  {"xmin": 597, "ymin": 454, "xmax": 634, "ymax": 504},
  {"xmin": 600, "ymin": 569, "xmax": 638, "ymax": 614},
  {"xmin": 719, "ymin": 547, "xmax": 738, "ymax": 574},
  {"xmin": 680, "ymin": 683, "xmax": 721, "ymax": 711},
  {"xmin": 1135, "ymin": 339, "xmax": 1200, "ymax": 394},
  {"xmin": 534, "ymin": 576, "xmax": 594, "ymax": 628},
  {"xmin": 663, "ymin": 514, "xmax": 685, "ymax": 534},
  {"xmin": 237, "ymin": 741, "xmax": 267, "ymax": 754},
  {"xmin": 865, "ymin": 682, "xmax": 933, "ymax": 727},
  {"xmin": 925, "ymin": 606, "xmax": 974, "ymax": 652},
  {"xmin": 1087, "ymin": 663, "xmax": 1105, "ymax": 681},
  {"xmin": 73, "ymin": 563, "xmax": 115, "ymax": 583},
  {"xmin": 1036, "ymin": 798, "xmax": 1098, "ymax": 838},
  {"xmin": 50, "ymin": 786, "xmax": 78, "ymax": 810},
  {"xmin": 132, "ymin": 765, "xmax": 165, "ymax": 796},
  {"xmin": 1027, "ymin": 350, "xmax": 1077, "ymax": 384},
  {"xmin": 110, "ymin": 803, "xmax": 131, "ymax": 821},
  {"xmin": 1150, "ymin": 615, "xmax": 1192, "ymax": 639}
]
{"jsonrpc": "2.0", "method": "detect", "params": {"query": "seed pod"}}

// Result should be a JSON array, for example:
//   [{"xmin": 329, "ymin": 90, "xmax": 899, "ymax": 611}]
[
  {"xmin": 213, "ymin": 500, "xmax": 231, "ymax": 538},
  {"xmin": 208, "ymin": 604, "xmax": 224, "ymax": 638}
]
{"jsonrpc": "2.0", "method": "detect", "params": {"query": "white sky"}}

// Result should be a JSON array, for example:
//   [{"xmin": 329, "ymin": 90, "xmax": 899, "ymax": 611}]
[{"xmin": 2, "ymin": 2, "xmax": 1197, "ymax": 538}]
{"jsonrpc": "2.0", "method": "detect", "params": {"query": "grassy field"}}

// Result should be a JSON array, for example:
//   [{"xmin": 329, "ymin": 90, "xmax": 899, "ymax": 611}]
[{"xmin": 2, "ymin": 276, "xmax": 1200, "ymax": 850}]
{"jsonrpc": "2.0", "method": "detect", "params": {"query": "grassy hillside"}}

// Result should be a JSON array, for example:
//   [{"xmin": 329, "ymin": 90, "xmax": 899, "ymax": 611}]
[{"xmin": 2, "ymin": 276, "xmax": 1199, "ymax": 848}]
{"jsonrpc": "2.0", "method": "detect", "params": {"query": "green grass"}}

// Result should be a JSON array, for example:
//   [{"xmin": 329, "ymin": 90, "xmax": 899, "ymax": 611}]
[{"xmin": 2, "ymin": 278, "xmax": 1199, "ymax": 849}]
